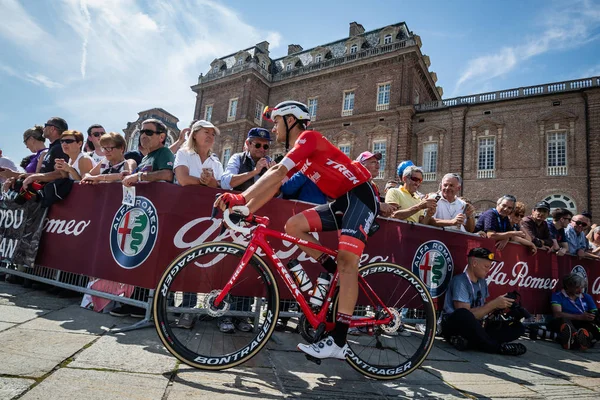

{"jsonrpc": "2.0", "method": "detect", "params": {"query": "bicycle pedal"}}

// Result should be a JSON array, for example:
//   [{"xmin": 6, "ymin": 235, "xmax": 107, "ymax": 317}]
[{"xmin": 305, "ymin": 354, "xmax": 322, "ymax": 365}]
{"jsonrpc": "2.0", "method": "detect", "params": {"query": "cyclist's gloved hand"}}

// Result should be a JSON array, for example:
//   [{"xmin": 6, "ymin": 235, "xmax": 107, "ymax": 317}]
[{"xmin": 216, "ymin": 193, "xmax": 246, "ymax": 210}]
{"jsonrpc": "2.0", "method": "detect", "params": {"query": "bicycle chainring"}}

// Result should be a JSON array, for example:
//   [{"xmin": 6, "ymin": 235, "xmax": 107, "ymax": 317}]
[{"xmin": 203, "ymin": 290, "xmax": 231, "ymax": 317}]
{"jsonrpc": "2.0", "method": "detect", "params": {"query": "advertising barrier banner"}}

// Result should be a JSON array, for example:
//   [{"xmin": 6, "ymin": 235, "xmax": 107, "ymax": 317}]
[{"xmin": 35, "ymin": 183, "xmax": 600, "ymax": 314}]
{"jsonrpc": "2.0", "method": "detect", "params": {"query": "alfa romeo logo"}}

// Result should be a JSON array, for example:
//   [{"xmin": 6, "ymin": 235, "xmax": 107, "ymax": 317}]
[
  {"xmin": 110, "ymin": 196, "xmax": 158, "ymax": 269},
  {"xmin": 412, "ymin": 240, "xmax": 454, "ymax": 298},
  {"xmin": 571, "ymin": 265, "xmax": 588, "ymax": 291}
]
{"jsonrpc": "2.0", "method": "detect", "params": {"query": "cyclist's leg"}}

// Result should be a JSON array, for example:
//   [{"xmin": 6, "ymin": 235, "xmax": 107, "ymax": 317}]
[{"xmin": 284, "ymin": 203, "xmax": 339, "ymax": 261}]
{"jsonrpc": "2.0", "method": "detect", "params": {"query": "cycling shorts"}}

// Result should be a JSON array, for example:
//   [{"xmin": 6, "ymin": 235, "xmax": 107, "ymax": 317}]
[{"xmin": 301, "ymin": 182, "xmax": 380, "ymax": 256}]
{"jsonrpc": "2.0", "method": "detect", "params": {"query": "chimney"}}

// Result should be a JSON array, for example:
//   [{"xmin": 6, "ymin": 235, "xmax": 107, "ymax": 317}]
[
  {"xmin": 255, "ymin": 41, "xmax": 270, "ymax": 53},
  {"xmin": 287, "ymin": 44, "xmax": 303, "ymax": 55},
  {"xmin": 349, "ymin": 22, "xmax": 365, "ymax": 37}
]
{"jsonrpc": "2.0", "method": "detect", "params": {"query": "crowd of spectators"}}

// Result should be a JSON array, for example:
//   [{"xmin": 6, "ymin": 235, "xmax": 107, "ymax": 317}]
[{"xmin": 1, "ymin": 114, "xmax": 598, "ymax": 352}]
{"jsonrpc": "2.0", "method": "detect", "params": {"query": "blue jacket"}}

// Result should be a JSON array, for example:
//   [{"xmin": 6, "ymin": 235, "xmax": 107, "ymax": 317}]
[{"xmin": 281, "ymin": 172, "xmax": 327, "ymax": 205}]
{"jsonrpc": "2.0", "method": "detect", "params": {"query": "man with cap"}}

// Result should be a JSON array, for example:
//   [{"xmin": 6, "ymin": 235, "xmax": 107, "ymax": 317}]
[
  {"xmin": 20, "ymin": 117, "xmax": 70, "ymax": 189},
  {"xmin": 520, "ymin": 201, "xmax": 556, "ymax": 251},
  {"xmin": 220, "ymin": 127, "xmax": 276, "ymax": 191},
  {"xmin": 441, "ymin": 247, "xmax": 527, "ymax": 356},
  {"xmin": 355, "ymin": 151, "xmax": 397, "ymax": 216},
  {"xmin": 122, "ymin": 118, "xmax": 175, "ymax": 186}
]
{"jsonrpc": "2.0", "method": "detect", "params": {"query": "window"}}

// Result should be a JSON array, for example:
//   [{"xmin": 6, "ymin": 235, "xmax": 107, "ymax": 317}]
[
  {"xmin": 236, "ymin": 58, "xmax": 243, "ymax": 66},
  {"xmin": 376, "ymin": 83, "xmax": 391, "ymax": 111},
  {"xmin": 339, "ymin": 144, "xmax": 351, "ymax": 157},
  {"xmin": 204, "ymin": 104, "xmax": 213, "ymax": 122},
  {"xmin": 315, "ymin": 53, "xmax": 322, "ymax": 63},
  {"xmin": 350, "ymin": 44, "xmax": 358, "ymax": 54},
  {"xmin": 254, "ymin": 101, "xmax": 264, "ymax": 125},
  {"xmin": 384, "ymin": 34, "xmax": 392, "ymax": 44},
  {"xmin": 342, "ymin": 91, "xmax": 355, "ymax": 116},
  {"xmin": 227, "ymin": 98, "xmax": 238, "ymax": 122},
  {"xmin": 422, "ymin": 143, "xmax": 438, "ymax": 181},
  {"xmin": 373, "ymin": 141, "xmax": 386, "ymax": 179},
  {"xmin": 308, "ymin": 98, "xmax": 318, "ymax": 120},
  {"xmin": 543, "ymin": 194, "xmax": 576, "ymax": 213},
  {"xmin": 261, "ymin": 60, "xmax": 266, "ymax": 69},
  {"xmin": 547, "ymin": 131, "xmax": 567, "ymax": 176},
  {"xmin": 212, "ymin": 66, "xmax": 219, "ymax": 73},
  {"xmin": 477, "ymin": 137, "xmax": 495, "ymax": 178},
  {"xmin": 222, "ymin": 148, "xmax": 231, "ymax": 166},
  {"xmin": 286, "ymin": 63, "xmax": 292, "ymax": 71}
]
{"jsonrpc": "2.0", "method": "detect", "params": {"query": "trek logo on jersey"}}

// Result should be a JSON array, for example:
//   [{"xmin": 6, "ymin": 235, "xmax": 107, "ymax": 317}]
[
  {"xmin": 411, "ymin": 240, "xmax": 454, "ymax": 298},
  {"xmin": 110, "ymin": 196, "xmax": 159, "ymax": 269},
  {"xmin": 325, "ymin": 159, "xmax": 359, "ymax": 184}
]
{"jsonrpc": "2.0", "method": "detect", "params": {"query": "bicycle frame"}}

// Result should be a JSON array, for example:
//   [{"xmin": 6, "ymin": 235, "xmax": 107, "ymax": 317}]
[{"xmin": 213, "ymin": 223, "xmax": 394, "ymax": 333}]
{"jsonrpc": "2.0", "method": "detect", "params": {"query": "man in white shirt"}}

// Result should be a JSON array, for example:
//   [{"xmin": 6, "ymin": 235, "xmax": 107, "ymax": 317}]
[{"xmin": 430, "ymin": 173, "xmax": 476, "ymax": 232}]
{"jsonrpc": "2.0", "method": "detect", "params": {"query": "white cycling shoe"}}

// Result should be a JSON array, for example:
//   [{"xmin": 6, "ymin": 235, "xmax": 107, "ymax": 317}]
[{"xmin": 297, "ymin": 336, "xmax": 348, "ymax": 360}]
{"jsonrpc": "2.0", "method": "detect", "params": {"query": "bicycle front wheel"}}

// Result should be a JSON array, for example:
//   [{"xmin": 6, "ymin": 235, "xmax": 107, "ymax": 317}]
[
  {"xmin": 337, "ymin": 262, "xmax": 437, "ymax": 380},
  {"xmin": 153, "ymin": 242, "xmax": 279, "ymax": 370}
]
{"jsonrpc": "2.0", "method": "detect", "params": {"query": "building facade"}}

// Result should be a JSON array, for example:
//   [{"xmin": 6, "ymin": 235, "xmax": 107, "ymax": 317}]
[
  {"xmin": 190, "ymin": 21, "xmax": 600, "ymax": 217},
  {"xmin": 123, "ymin": 108, "xmax": 180, "ymax": 151}
]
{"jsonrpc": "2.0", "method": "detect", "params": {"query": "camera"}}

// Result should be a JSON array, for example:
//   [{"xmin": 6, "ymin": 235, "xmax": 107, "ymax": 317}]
[
  {"xmin": 503, "ymin": 291, "xmax": 531, "ymax": 321},
  {"xmin": 12, "ymin": 179, "xmax": 43, "ymax": 205}
]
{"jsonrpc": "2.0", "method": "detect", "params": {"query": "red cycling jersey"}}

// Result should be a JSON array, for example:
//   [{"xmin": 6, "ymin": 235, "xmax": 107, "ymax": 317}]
[{"xmin": 280, "ymin": 130, "xmax": 371, "ymax": 199}]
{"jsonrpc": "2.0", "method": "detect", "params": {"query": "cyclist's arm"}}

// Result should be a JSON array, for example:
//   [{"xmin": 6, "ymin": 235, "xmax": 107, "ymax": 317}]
[{"xmin": 243, "ymin": 164, "xmax": 289, "ymax": 212}]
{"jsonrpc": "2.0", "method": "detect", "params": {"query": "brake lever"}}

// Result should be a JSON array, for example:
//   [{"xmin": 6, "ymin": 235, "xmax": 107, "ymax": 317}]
[{"xmin": 211, "ymin": 194, "xmax": 222, "ymax": 219}]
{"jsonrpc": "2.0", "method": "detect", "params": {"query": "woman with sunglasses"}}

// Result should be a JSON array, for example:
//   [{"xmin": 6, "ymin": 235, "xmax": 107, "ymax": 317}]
[
  {"xmin": 220, "ymin": 127, "xmax": 276, "ymax": 192},
  {"xmin": 55, "ymin": 130, "xmax": 95, "ymax": 180},
  {"xmin": 174, "ymin": 120, "xmax": 223, "ymax": 187},
  {"xmin": 585, "ymin": 224, "xmax": 600, "ymax": 255},
  {"xmin": 81, "ymin": 132, "xmax": 136, "ymax": 184}
]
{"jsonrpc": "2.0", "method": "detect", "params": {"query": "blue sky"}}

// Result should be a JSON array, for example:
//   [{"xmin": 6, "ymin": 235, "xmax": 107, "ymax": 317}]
[{"xmin": 1, "ymin": 0, "xmax": 599, "ymax": 166}]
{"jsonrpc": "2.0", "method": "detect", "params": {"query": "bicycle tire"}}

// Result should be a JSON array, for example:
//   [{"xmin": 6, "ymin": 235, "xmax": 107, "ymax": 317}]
[
  {"xmin": 333, "ymin": 262, "xmax": 436, "ymax": 380},
  {"xmin": 153, "ymin": 242, "xmax": 280, "ymax": 370}
]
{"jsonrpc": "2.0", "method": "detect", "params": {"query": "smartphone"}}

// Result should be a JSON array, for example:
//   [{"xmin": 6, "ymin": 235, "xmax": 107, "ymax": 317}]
[{"xmin": 202, "ymin": 168, "xmax": 213, "ymax": 176}]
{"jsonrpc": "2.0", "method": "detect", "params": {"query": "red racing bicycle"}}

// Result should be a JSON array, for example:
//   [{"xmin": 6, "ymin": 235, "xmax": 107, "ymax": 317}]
[{"xmin": 153, "ymin": 206, "xmax": 436, "ymax": 380}]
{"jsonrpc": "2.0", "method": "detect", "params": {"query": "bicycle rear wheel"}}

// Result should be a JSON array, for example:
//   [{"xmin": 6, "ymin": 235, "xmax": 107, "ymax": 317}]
[
  {"xmin": 336, "ymin": 262, "xmax": 436, "ymax": 380},
  {"xmin": 153, "ymin": 242, "xmax": 279, "ymax": 370}
]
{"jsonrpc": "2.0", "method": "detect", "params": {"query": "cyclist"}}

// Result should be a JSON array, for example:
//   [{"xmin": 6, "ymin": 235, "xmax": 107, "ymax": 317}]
[{"xmin": 215, "ymin": 100, "xmax": 396, "ymax": 360}]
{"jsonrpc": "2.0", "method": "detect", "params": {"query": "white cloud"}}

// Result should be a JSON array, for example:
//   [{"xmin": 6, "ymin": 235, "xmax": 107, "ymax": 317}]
[
  {"xmin": 0, "ymin": 0, "xmax": 282, "ymax": 131},
  {"xmin": 454, "ymin": 0, "xmax": 600, "ymax": 95}
]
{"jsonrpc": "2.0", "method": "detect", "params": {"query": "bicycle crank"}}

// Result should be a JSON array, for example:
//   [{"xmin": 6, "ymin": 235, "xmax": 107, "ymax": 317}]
[{"xmin": 298, "ymin": 315, "xmax": 327, "ymax": 343}]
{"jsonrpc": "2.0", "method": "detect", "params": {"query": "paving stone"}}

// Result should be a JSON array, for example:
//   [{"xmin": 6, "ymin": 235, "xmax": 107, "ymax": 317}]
[
  {"xmin": 19, "ymin": 367, "xmax": 168, "ymax": 400},
  {"xmin": 569, "ymin": 377, "xmax": 600, "ymax": 392},
  {"xmin": 0, "ymin": 304, "xmax": 50, "ymax": 323},
  {"xmin": 0, "ymin": 321, "xmax": 15, "ymax": 332},
  {"xmin": 0, "ymin": 377, "xmax": 35, "ymax": 400},
  {"xmin": 0, "ymin": 327, "xmax": 96, "ymax": 377},
  {"xmin": 69, "ymin": 328, "xmax": 177, "ymax": 374},
  {"xmin": 170, "ymin": 367, "xmax": 286, "ymax": 399},
  {"xmin": 19, "ymin": 304, "xmax": 119, "ymax": 335}
]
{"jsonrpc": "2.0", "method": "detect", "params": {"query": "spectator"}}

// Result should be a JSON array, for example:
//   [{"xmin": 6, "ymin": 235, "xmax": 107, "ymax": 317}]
[
  {"xmin": 474, "ymin": 195, "xmax": 536, "ymax": 253},
  {"xmin": 520, "ymin": 201, "xmax": 555, "ymax": 251},
  {"xmin": 0, "ymin": 149, "xmax": 17, "ymax": 179},
  {"xmin": 22, "ymin": 126, "xmax": 47, "ymax": 173},
  {"xmin": 586, "ymin": 224, "xmax": 600, "ymax": 254},
  {"xmin": 549, "ymin": 273, "xmax": 599, "ymax": 350},
  {"xmin": 547, "ymin": 208, "xmax": 572, "ymax": 256},
  {"xmin": 280, "ymin": 171, "xmax": 327, "ymax": 204},
  {"xmin": 169, "ymin": 121, "xmax": 194, "ymax": 154},
  {"xmin": 122, "ymin": 119, "xmax": 175, "ymax": 187},
  {"xmin": 385, "ymin": 165, "xmax": 435, "ymax": 224},
  {"xmin": 509, "ymin": 201, "xmax": 527, "ymax": 234},
  {"xmin": 86, "ymin": 124, "xmax": 106, "ymax": 164},
  {"xmin": 441, "ymin": 247, "xmax": 527, "ymax": 356},
  {"xmin": 384, "ymin": 180, "xmax": 398, "ymax": 196},
  {"xmin": 220, "ymin": 128, "xmax": 275, "ymax": 191},
  {"xmin": 124, "ymin": 134, "xmax": 147, "ymax": 166},
  {"xmin": 396, "ymin": 160, "xmax": 414, "ymax": 181},
  {"xmin": 174, "ymin": 120, "xmax": 223, "ymax": 187},
  {"xmin": 355, "ymin": 151, "xmax": 396, "ymax": 216},
  {"xmin": 430, "ymin": 173, "xmax": 476, "ymax": 232},
  {"xmin": 55, "ymin": 130, "xmax": 95, "ymax": 180},
  {"xmin": 81, "ymin": 132, "xmax": 136, "ymax": 184},
  {"xmin": 19, "ymin": 117, "xmax": 70, "ymax": 189},
  {"xmin": 564, "ymin": 214, "xmax": 600, "ymax": 260}
]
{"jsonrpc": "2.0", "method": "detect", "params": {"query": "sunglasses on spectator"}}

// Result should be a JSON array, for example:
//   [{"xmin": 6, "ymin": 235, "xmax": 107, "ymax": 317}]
[
  {"xmin": 514, "ymin": 213, "xmax": 525, "ymax": 218},
  {"xmin": 253, "ymin": 143, "xmax": 269, "ymax": 150},
  {"xmin": 60, "ymin": 139, "xmax": 77, "ymax": 144},
  {"xmin": 409, "ymin": 176, "xmax": 423, "ymax": 183},
  {"xmin": 101, "ymin": 146, "xmax": 117, "ymax": 152},
  {"xmin": 140, "ymin": 129, "xmax": 160, "ymax": 136},
  {"xmin": 44, "ymin": 123, "xmax": 58, "ymax": 129},
  {"xmin": 574, "ymin": 221, "xmax": 588, "ymax": 227},
  {"xmin": 90, "ymin": 132, "xmax": 105, "ymax": 138}
]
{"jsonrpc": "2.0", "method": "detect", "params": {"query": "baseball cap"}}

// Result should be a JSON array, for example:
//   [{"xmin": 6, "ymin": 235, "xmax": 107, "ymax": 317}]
[
  {"xmin": 534, "ymin": 201, "xmax": 550, "ymax": 211},
  {"xmin": 45, "ymin": 117, "xmax": 68, "ymax": 132},
  {"xmin": 396, "ymin": 160, "xmax": 414, "ymax": 178},
  {"xmin": 191, "ymin": 120, "xmax": 220, "ymax": 135},
  {"xmin": 356, "ymin": 151, "xmax": 382, "ymax": 164},
  {"xmin": 247, "ymin": 127, "xmax": 272, "ymax": 141},
  {"xmin": 467, "ymin": 247, "xmax": 495, "ymax": 260}
]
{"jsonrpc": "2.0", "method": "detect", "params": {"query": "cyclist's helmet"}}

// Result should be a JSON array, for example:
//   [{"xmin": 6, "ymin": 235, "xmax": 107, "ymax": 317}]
[{"xmin": 262, "ymin": 101, "xmax": 311, "ymax": 123}]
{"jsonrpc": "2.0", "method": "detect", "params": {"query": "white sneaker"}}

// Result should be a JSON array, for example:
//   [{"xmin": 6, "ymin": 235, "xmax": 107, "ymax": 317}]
[{"xmin": 297, "ymin": 336, "xmax": 348, "ymax": 360}]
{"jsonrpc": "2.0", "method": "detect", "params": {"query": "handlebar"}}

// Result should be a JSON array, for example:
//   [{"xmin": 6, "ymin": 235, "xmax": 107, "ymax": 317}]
[{"xmin": 223, "ymin": 207, "xmax": 253, "ymax": 235}]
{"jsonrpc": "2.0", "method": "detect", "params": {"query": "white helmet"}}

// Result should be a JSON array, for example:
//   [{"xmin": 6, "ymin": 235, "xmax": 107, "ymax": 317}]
[{"xmin": 262, "ymin": 101, "xmax": 311, "ymax": 123}]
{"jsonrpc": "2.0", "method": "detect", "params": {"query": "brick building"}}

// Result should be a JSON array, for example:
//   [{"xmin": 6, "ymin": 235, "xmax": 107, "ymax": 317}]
[
  {"xmin": 123, "ymin": 108, "xmax": 180, "ymax": 151},
  {"xmin": 190, "ymin": 21, "xmax": 600, "ymax": 217}
]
